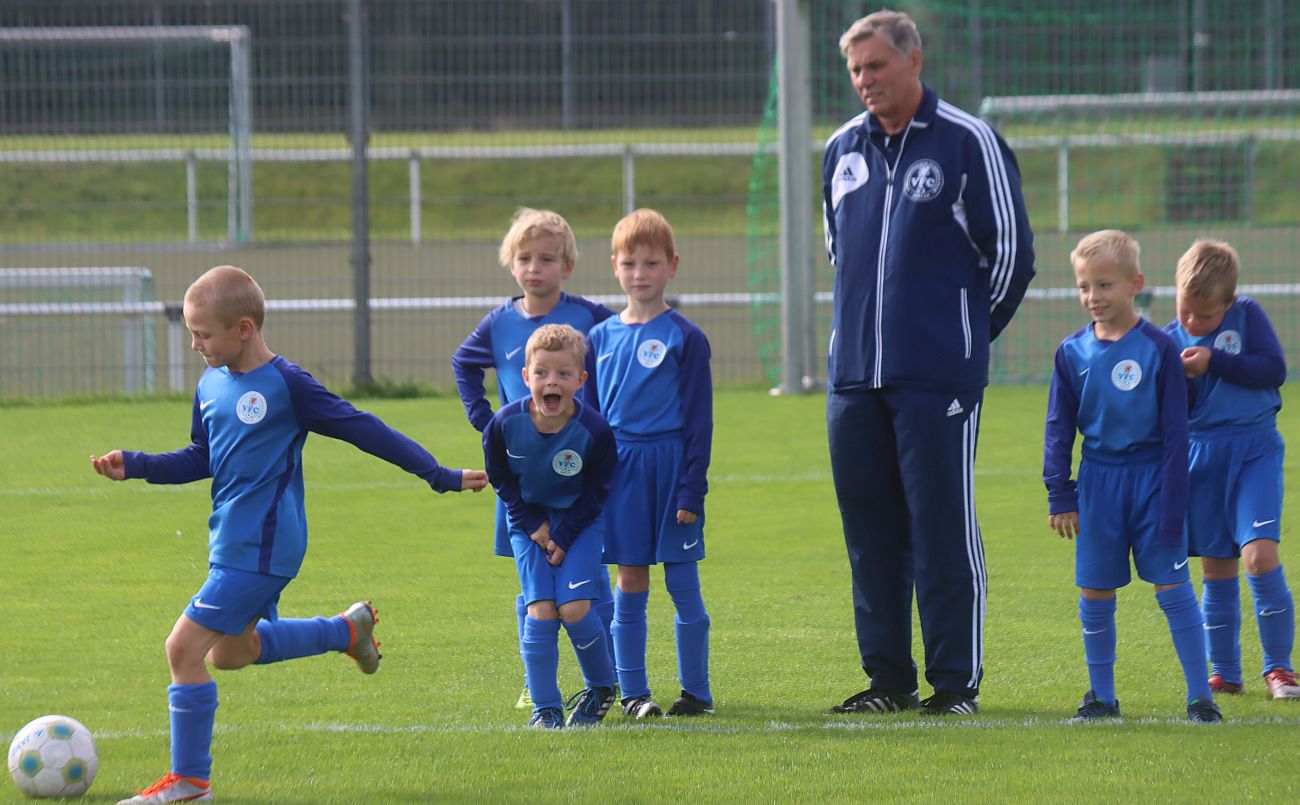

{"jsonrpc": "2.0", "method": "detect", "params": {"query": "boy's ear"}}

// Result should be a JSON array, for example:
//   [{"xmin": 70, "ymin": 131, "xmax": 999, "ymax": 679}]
[
  {"xmin": 1131, "ymin": 272, "xmax": 1146, "ymax": 293},
  {"xmin": 237, "ymin": 315, "xmax": 258, "ymax": 340},
  {"xmin": 579, "ymin": 370, "xmax": 589, "ymax": 387},
  {"xmin": 521, "ymin": 364, "xmax": 530, "ymax": 386}
]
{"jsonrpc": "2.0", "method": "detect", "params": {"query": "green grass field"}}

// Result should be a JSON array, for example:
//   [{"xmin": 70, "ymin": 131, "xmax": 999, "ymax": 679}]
[{"xmin": 3, "ymin": 386, "xmax": 1300, "ymax": 803}]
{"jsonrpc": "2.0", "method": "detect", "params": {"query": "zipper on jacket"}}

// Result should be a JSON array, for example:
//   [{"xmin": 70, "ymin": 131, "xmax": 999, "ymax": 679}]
[{"xmin": 871, "ymin": 125, "xmax": 912, "ymax": 388}]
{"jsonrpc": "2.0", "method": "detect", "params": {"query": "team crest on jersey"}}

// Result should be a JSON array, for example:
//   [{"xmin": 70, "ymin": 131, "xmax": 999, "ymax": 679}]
[
  {"xmin": 830, "ymin": 152, "xmax": 868, "ymax": 210},
  {"xmin": 552, "ymin": 449, "xmax": 583, "ymax": 476},
  {"xmin": 1213, "ymin": 330, "xmax": 1242, "ymax": 354},
  {"xmin": 903, "ymin": 159, "xmax": 944, "ymax": 202},
  {"xmin": 637, "ymin": 339, "xmax": 668, "ymax": 369},
  {"xmin": 236, "ymin": 390, "xmax": 268, "ymax": 423},
  {"xmin": 1110, "ymin": 360, "xmax": 1142, "ymax": 391}
]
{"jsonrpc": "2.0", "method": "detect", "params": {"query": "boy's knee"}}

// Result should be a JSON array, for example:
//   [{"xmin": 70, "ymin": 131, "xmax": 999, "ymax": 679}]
[
  {"xmin": 527, "ymin": 600, "xmax": 559, "ymax": 620},
  {"xmin": 1241, "ymin": 540, "xmax": 1281, "ymax": 576},
  {"xmin": 617, "ymin": 565, "xmax": 650, "ymax": 593},
  {"xmin": 557, "ymin": 599, "xmax": 591, "ymax": 623}
]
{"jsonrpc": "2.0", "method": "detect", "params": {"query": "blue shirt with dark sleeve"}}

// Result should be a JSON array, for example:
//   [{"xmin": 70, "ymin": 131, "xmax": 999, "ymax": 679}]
[
  {"xmin": 122, "ymin": 356, "xmax": 461, "ymax": 578},
  {"xmin": 1043, "ymin": 319, "xmax": 1190, "ymax": 545},
  {"xmin": 1164, "ymin": 296, "xmax": 1285, "ymax": 434},
  {"xmin": 482, "ymin": 397, "xmax": 618, "ymax": 552},
  {"xmin": 451, "ymin": 293, "xmax": 614, "ymax": 432},
  {"xmin": 586, "ymin": 308, "xmax": 713, "ymax": 516}
]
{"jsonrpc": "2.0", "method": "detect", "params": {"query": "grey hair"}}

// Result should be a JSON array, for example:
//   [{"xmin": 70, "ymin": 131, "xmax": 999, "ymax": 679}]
[{"xmin": 839, "ymin": 9, "xmax": 922, "ymax": 57}]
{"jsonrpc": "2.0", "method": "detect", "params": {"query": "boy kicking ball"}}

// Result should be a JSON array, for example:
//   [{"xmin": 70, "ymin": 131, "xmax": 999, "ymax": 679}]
[{"xmin": 92, "ymin": 265, "xmax": 487, "ymax": 803}]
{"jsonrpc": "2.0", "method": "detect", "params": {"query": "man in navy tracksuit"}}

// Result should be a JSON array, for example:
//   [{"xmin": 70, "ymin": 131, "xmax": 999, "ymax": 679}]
[{"xmin": 823, "ymin": 10, "xmax": 1035, "ymax": 716}]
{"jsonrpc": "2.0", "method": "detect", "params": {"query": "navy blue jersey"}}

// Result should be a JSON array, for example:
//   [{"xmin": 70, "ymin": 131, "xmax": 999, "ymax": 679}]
[
  {"xmin": 452, "ymin": 293, "xmax": 613, "ymax": 431},
  {"xmin": 482, "ymin": 398, "xmax": 618, "ymax": 552},
  {"xmin": 123, "ymin": 356, "xmax": 460, "ymax": 577},
  {"xmin": 587, "ymin": 309, "xmax": 713, "ymax": 515},
  {"xmin": 822, "ymin": 85, "xmax": 1035, "ymax": 393},
  {"xmin": 1043, "ymin": 320, "xmax": 1189, "ymax": 545},
  {"xmin": 1164, "ymin": 296, "xmax": 1285, "ymax": 434}
]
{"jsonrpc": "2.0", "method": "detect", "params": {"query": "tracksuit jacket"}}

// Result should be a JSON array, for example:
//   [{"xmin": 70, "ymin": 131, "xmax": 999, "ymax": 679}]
[{"xmin": 822, "ymin": 84, "xmax": 1036, "ymax": 392}]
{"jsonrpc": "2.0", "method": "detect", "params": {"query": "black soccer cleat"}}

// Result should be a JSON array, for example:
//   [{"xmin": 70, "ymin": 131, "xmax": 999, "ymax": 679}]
[
  {"xmin": 920, "ymin": 690, "xmax": 979, "ymax": 715},
  {"xmin": 622, "ymin": 694, "xmax": 663, "ymax": 719},
  {"xmin": 1186, "ymin": 698, "xmax": 1223, "ymax": 723},
  {"xmin": 665, "ymin": 690, "xmax": 714, "ymax": 717},
  {"xmin": 1069, "ymin": 690, "xmax": 1121, "ymax": 722},
  {"xmin": 830, "ymin": 687, "xmax": 920, "ymax": 714}
]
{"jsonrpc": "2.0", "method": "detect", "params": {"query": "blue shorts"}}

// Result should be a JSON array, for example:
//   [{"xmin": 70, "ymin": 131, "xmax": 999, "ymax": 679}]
[
  {"xmin": 1076, "ymin": 459, "xmax": 1189, "ymax": 589},
  {"xmin": 512, "ymin": 514, "xmax": 606, "ymax": 607},
  {"xmin": 493, "ymin": 497, "xmax": 512, "ymax": 558},
  {"xmin": 1187, "ymin": 426, "xmax": 1284, "ymax": 558},
  {"xmin": 185, "ymin": 564, "xmax": 289, "ymax": 635},
  {"xmin": 603, "ymin": 435, "xmax": 705, "ymax": 566}
]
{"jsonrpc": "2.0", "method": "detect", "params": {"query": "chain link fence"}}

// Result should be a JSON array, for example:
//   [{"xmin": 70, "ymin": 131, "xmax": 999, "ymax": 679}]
[{"xmin": 2, "ymin": 0, "xmax": 1298, "ymax": 397}]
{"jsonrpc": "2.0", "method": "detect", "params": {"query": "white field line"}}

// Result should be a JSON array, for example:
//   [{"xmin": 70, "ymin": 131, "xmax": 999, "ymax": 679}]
[{"xmin": 10, "ymin": 713, "xmax": 1293, "ymax": 744}]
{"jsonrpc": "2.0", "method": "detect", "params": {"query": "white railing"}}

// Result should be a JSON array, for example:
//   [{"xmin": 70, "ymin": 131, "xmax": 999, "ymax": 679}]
[{"xmin": 0, "ymin": 127, "xmax": 1294, "ymax": 243}]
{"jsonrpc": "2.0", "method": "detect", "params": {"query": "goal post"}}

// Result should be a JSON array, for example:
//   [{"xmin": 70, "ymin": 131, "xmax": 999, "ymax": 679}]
[
  {"xmin": 0, "ymin": 25, "xmax": 253, "ymax": 243},
  {"xmin": 0, "ymin": 267, "xmax": 156, "ymax": 394}
]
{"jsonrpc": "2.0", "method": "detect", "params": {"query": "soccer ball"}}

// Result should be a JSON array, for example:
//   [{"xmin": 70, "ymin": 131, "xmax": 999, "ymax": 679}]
[{"xmin": 7, "ymin": 716, "xmax": 98, "ymax": 799}]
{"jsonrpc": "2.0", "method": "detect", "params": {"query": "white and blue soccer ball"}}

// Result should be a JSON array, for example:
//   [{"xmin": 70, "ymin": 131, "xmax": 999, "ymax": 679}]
[{"xmin": 7, "ymin": 716, "xmax": 98, "ymax": 799}]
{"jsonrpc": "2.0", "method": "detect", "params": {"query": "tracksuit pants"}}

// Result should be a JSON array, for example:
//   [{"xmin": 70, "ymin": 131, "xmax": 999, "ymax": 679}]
[{"xmin": 828, "ymin": 387, "xmax": 986, "ymax": 699}]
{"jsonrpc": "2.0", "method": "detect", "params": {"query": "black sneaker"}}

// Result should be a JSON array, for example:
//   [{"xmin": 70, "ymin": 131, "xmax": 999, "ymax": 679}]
[
  {"xmin": 920, "ymin": 690, "xmax": 979, "ymax": 715},
  {"xmin": 830, "ymin": 687, "xmax": 920, "ymax": 714},
  {"xmin": 665, "ymin": 690, "xmax": 715, "ymax": 717},
  {"xmin": 564, "ymin": 686, "xmax": 616, "ymax": 727},
  {"xmin": 1186, "ymin": 698, "xmax": 1222, "ymax": 723},
  {"xmin": 622, "ymin": 694, "xmax": 663, "ymax": 719},
  {"xmin": 1069, "ymin": 690, "xmax": 1120, "ymax": 722}
]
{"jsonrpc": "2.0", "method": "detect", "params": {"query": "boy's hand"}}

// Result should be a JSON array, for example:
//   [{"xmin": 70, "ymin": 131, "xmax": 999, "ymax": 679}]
[
  {"xmin": 89, "ymin": 451, "xmax": 126, "ymax": 481},
  {"xmin": 1048, "ymin": 512, "xmax": 1079, "ymax": 540},
  {"xmin": 459, "ymin": 469, "xmax": 489, "ymax": 492},
  {"xmin": 1180, "ymin": 346, "xmax": 1211, "ymax": 378},
  {"xmin": 677, "ymin": 509, "xmax": 698, "ymax": 525},
  {"xmin": 529, "ymin": 522, "xmax": 551, "ymax": 550},
  {"xmin": 545, "ymin": 540, "xmax": 566, "ymax": 567}
]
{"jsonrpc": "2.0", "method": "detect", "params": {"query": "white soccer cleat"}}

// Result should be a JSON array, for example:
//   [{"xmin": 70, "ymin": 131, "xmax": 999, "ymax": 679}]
[
  {"xmin": 117, "ymin": 773, "xmax": 212, "ymax": 804},
  {"xmin": 1265, "ymin": 667, "xmax": 1300, "ymax": 699}
]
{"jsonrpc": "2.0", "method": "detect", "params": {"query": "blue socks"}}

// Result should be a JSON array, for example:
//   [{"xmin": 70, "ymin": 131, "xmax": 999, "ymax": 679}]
[
  {"xmin": 1079, "ymin": 596, "xmax": 1117, "ymax": 705},
  {"xmin": 254, "ymin": 616, "xmax": 350, "ymax": 664},
  {"xmin": 1200, "ymin": 576, "xmax": 1243, "ymax": 684},
  {"xmin": 168, "ymin": 681, "xmax": 217, "ymax": 780},
  {"xmin": 562, "ymin": 609, "xmax": 615, "ymax": 689},
  {"xmin": 1248, "ymin": 565, "xmax": 1296, "ymax": 675},
  {"xmin": 594, "ymin": 565, "xmax": 617, "ymax": 673},
  {"xmin": 515, "ymin": 594, "xmax": 528, "ymax": 686},
  {"xmin": 1157, "ymin": 582, "xmax": 1213, "ymax": 702},
  {"xmin": 613, "ymin": 589, "xmax": 650, "ymax": 699},
  {"xmin": 521, "ymin": 616, "xmax": 562, "ymax": 712},
  {"xmin": 666, "ymin": 562, "xmax": 712, "ymax": 705}
]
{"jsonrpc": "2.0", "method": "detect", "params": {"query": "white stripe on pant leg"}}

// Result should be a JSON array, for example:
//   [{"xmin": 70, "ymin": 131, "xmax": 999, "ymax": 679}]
[{"xmin": 963, "ymin": 402, "xmax": 986, "ymax": 691}]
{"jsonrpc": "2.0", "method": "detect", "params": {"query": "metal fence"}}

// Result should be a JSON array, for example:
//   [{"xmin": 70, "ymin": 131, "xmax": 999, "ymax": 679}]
[{"xmin": 2, "ymin": 0, "xmax": 1299, "ymax": 398}]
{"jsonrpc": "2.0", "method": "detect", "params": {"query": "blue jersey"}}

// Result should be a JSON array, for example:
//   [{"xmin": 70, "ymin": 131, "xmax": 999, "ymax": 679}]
[
  {"xmin": 1043, "ymin": 319, "xmax": 1189, "ymax": 545},
  {"xmin": 1164, "ymin": 296, "xmax": 1285, "ymax": 435},
  {"xmin": 822, "ymin": 85, "xmax": 1035, "ymax": 393},
  {"xmin": 123, "ymin": 356, "xmax": 460, "ymax": 577},
  {"xmin": 482, "ymin": 398, "xmax": 618, "ymax": 552},
  {"xmin": 587, "ymin": 309, "xmax": 713, "ymax": 515},
  {"xmin": 452, "ymin": 293, "xmax": 613, "ymax": 431}
]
